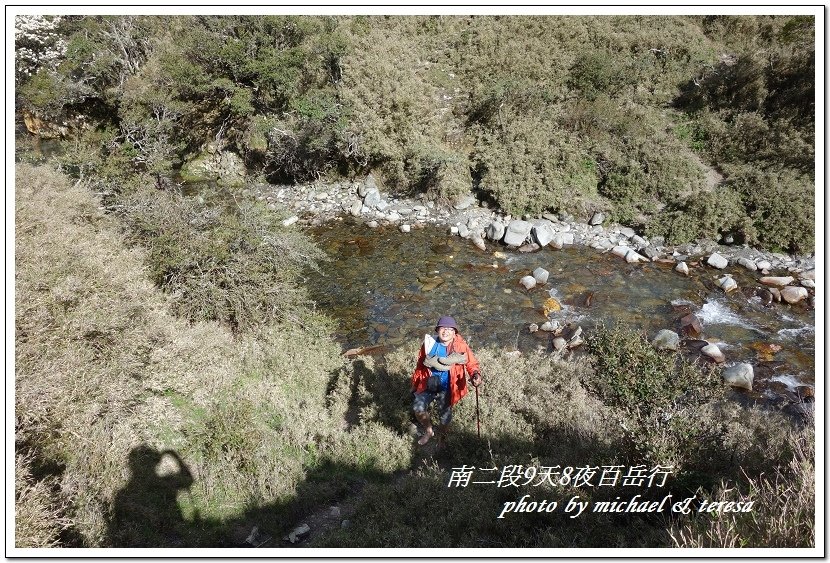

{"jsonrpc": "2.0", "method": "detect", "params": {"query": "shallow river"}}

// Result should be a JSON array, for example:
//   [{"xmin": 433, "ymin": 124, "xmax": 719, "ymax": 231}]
[{"xmin": 308, "ymin": 219, "xmax": 815, "ymax": 405}]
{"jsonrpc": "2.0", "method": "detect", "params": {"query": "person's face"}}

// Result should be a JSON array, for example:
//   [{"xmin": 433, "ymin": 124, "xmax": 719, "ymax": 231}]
[{"xmin": 437, "ymin": 326, "xmax": 455, "ymax": 344}]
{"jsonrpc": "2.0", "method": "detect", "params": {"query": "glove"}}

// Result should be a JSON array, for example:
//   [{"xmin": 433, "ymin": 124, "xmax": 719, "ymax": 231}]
[{"xmin": 470, "ymin": 371, "xmax": 482, "ymax": 387}]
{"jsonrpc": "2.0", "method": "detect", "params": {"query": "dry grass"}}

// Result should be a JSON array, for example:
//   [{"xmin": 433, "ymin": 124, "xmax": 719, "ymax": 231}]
[
  {"xmin": 14, "ymin": 163, "xmax": 411, "ymax": 546},
  {"xmin": 670, "ymin": 418, "xmax": 814, "ymax": 548}
]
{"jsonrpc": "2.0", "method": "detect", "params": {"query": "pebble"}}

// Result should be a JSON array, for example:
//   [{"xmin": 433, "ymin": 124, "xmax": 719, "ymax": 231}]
[
  {"xmin": 400, "ymin": 224, "xmax": 411, "ymax": 233},
  {"xmin": 701, "ymin": 343, "xmax": 725, "ymax": 363},
  {"xmin": 520, "ymin": 275, "xmax": 537, "ymax": 290},
  {"xmin": 675, "ymin": 262, "xmax": 689, "ymax": 276}
]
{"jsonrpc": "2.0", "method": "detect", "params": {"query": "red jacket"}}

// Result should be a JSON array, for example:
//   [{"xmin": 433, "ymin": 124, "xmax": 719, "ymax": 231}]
[{"xmin": 411, "ymin": 333, "xmax": 480, "ymax": 407}]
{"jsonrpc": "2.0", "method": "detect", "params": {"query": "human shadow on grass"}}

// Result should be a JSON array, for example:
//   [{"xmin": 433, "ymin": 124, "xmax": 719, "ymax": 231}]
[{"xmin": 106, "ymin": 358, "xmax": 736, "ymax": 548}]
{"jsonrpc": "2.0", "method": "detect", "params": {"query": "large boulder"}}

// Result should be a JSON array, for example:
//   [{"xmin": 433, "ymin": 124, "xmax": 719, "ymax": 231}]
[{"xmin": 504, "ymin": 220, "xmax": 533, "ymax": 246}]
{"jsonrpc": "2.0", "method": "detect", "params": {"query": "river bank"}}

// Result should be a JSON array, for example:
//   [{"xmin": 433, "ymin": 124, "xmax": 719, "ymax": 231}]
[{"xmin": 245, "ymin": 175, "xmax": 817, "ymax": 283}]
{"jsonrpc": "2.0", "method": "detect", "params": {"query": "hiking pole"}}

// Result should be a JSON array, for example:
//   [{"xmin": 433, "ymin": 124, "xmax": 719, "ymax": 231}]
[{"xmin": 474, "ymin": 384, "xmax": 481, "ymax": 439}]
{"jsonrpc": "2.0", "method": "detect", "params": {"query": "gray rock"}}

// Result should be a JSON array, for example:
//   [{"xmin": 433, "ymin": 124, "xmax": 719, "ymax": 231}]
[
  {"xmin": 485, "ymin": 220, "xmax": 506, "ymax": 242},
  {"xmin": 533, "ymin": 267, "xmax": 550, "ymax": 284},
  {"xmin": 759, "ymin": 276, "xmax": 794, "ymax": 287},
  {"xmin": 552, "ymin": 337, "xmax": 567, "ymax": 351},
  {"xmin": 361, "ymin": 174, "xmax": 377, "ymax": 196},
  {"xmin": 399, "ymin": 224, "xmax": 411, "ymax": 233},
  {"xmin": 504, "ymin": 220, "xmax": 534, "ymax": 246},
  {"xmin": 652, "ymin": 329, "xmax": 680, "ymax": 351},
  {"xmin": 453, "ymin": 194, "xmax": 476, "ymax": 210},
  {"xmin": 532, "ymin": 221, "xmax": 556, "ymax": 247},
  {"xmin": 756, "ymin": 259, "xmax": 772, "ymax": 270},
  {"xmin": 722, "ymin": 233, "xmax": 734, "ymax": 245},
  {"xmin": 781, "ymin": 286, "xmax": 808, "ymax": 304},
  {"xmin": 549, "ymin": 233, "xmax": 565, "ymax": 250},
  {"xmin": 631, "ymin": 235, "xmax": 648, "ymax": 248},
  {"xmin": 716, "ymin": 275, "xmax": 738, "ymax": 292},
  {"xmin": 589, "ymin": 211, "xmax": 605, "ymax": 226},
  {"xmin": 458, "ymin": 224, "xmax": 470, "ymax": 238},
  {"xmin": 643, "ymin": 246, "xmax": 662, "ymax": 260},
  {"xmin": 528, "ymin": 323, "xmax": 539, "ymax": 333},
  {"xmin": 723, "ymin": 363, "xmax": 754, "ymax": 390},
  {"xmin": 618, "ymin": 227, "xmax": 636, "ymax": 239},
  {"xmin": 472, "ymin": 236, "xmax": 487, "ymax": 251},
  {"xmin": 520, "ymin": 275, "xmax": 537, "ymax": 290},
  {"xmin": 363, "ymin": 188, "xmax": 381, "ymax": 208},
  {"xmin": 376, "ymin": 200, "xmax": 390, "ymax": 212},
  {"xmin": 287, "ymin": 523, "xmax": 311, "ymax": 544},
  {"xmin": 540, "ymin": 321, "xmax": 555, "ymax": 332},
  {"xmin": 707, "ymin": 253, "xmax": 729, "ymax": 269},
  {"xmin": 562, "ymin": 233, "xmax": 575, "ymax": 245},
  {"xmin": 801, "ymin": 279, "xmax": 815, "ymax": 289},
  {"xmin": 737, "ymin": 257, "xmax": 758, "ymax": 271},
  {"xmin": 625, "ymin": 250, "xmax": 647, "ymax": 263},
  {"xmin": 701, "ymin": 343, "xmax": 725, "ymax": 363},
  {"xmin": 282, "ymin": 216, "xmax": 299, "ymax": 227},
  {"xmin": 611, "ymin": 246, "xmax": 629, "ymax": 259}
]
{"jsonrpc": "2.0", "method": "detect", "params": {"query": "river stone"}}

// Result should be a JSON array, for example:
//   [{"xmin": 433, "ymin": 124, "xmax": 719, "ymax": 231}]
[
  {"xmin": 769, "ymin": 287, "xmax": 782, "ymax": 302},
  {"xmin": 287, "ymin": 523, "xmax": 311, "ymax": 544},
  {"xmin": 707, "ymin": 253, "xmax": 729, "ymax": 269},
  {"xmin": 458, "ymin": 224, "xmax": 470, "ymax": 238},
  {"xmin": 801, "ymin": 269, "xmax": 816, "ymax": 281},
  {"xmin": 723, "ymin": 363, "xmax": 754, "ymax": 390},
  {"xmin": 781, "ymin": 286, "xmax": 808, "ymax": 304},
  {"xmin": 349, "ymin": 200, "xmax": 363, "ymax": 216},
  {"xmin": 454, "ymin": 194, "xmax": 476, "ymax": 210},
  {"xmin": 801, "ymin": 279, "xmax": 815, "ymax": 289},
  {"xmin": 360, "ymin": 174, "xmax": 377, "ymax": 197},
  {"xmin": 759, "ymin": 276, "xmax": 794, "ymax": 287},
  {"xmin": 376, "ymin": 200, "xmax": 390, "ymax": 212},
  {"xmin": 399, "ymin": 224, "xmax": 411, "ymax": 233},
  {"xmin": 540, "ymin": 321, "xmax": 555, "ymax": 332},
  {"xmin": 549, "ymin": 233, "xmax": 565, "ymax": 250},
  {"xmin": 504, "ymin": 220, "xmax": 533, "ymax": 246},
  {"xmin": 562, "ymin": 233, "xmax": 575, "ymax": 245},
  {"xmin": 528, "ymin": 323, "xmax": 539, "ymax": 333},
  {"xmin": 589, "ymin": 211, "xmax": 605, "ymax": 226},
  {"xmin": 552, "ymin": 337, "xmax": 567, "ymax": 351},
  {"xmin": 716, "ymin": 275, "xmax": 738, "ymax": 292},
  {"xmin": 363, "ymin": 188, "xmax": 381, "ymax": 208},
  {"xmin": 611, "ymin": 246, "xmax": 629, "ymax": 259},
  {"xmin": 631, "ymin": 235, "xmax": 648, "ymax": 248},
  {"xmin": 680, "ymin": 313, "xmax": 702, "ymax": 337},
  {"xmin": 618, "ymin": 227, "xmax": 636, "ymax": 239},
  {"xmin": 737, "ymin": 257, "xmax": 758, "ymax": 271},
  {"xmin": 533, "ymin": 267, "xmax": 550, "ymax": 284},
  {"xmin": 756, "ymin": 259, "xmax": 772, "ymax": 271},
  {"xmin": 532, "ymin": 221, "xmax": 556, "ymax": 247},
  {"xmin": 472, "ymin": 236, "xmax": 487, "ymax": 251},
  {"xmin": 485, "ymin": 220, "xmax": 506, "ymax": 242},
  {"xmin": 701, "ymin": 343, "xmax": 725, "ymax": 363},
  {"xmin": 652, "ymin": 329, "xmax": 680, "ymax": 351},
  {"xmin": 520, "ymin": 275, "xmax": 537, "ymax": 290},
  {"xmin": 625, "ymin": 250, "xmax": 647, "ymax": 263},
  {"xmin": 638, "ymin": 247, "xmax": 657, "ymax": 261}
]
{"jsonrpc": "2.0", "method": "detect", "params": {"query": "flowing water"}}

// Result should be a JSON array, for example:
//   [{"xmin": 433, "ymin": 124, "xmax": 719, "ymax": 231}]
[{"xmin": 308, "ymin": 218, "xmax": 815, "ymax": 404}]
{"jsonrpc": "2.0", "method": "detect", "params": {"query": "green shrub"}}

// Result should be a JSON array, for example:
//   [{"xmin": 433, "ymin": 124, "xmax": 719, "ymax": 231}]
[{"xmin": 119, "ymin": 188, "xmax": 326, "ymax": 332}]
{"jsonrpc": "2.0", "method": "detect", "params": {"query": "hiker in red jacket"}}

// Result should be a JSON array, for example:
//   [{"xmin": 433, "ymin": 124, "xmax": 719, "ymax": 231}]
[{"xmin": 411, "ymin": 316, "xmax": 482, "ymax": 446}]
